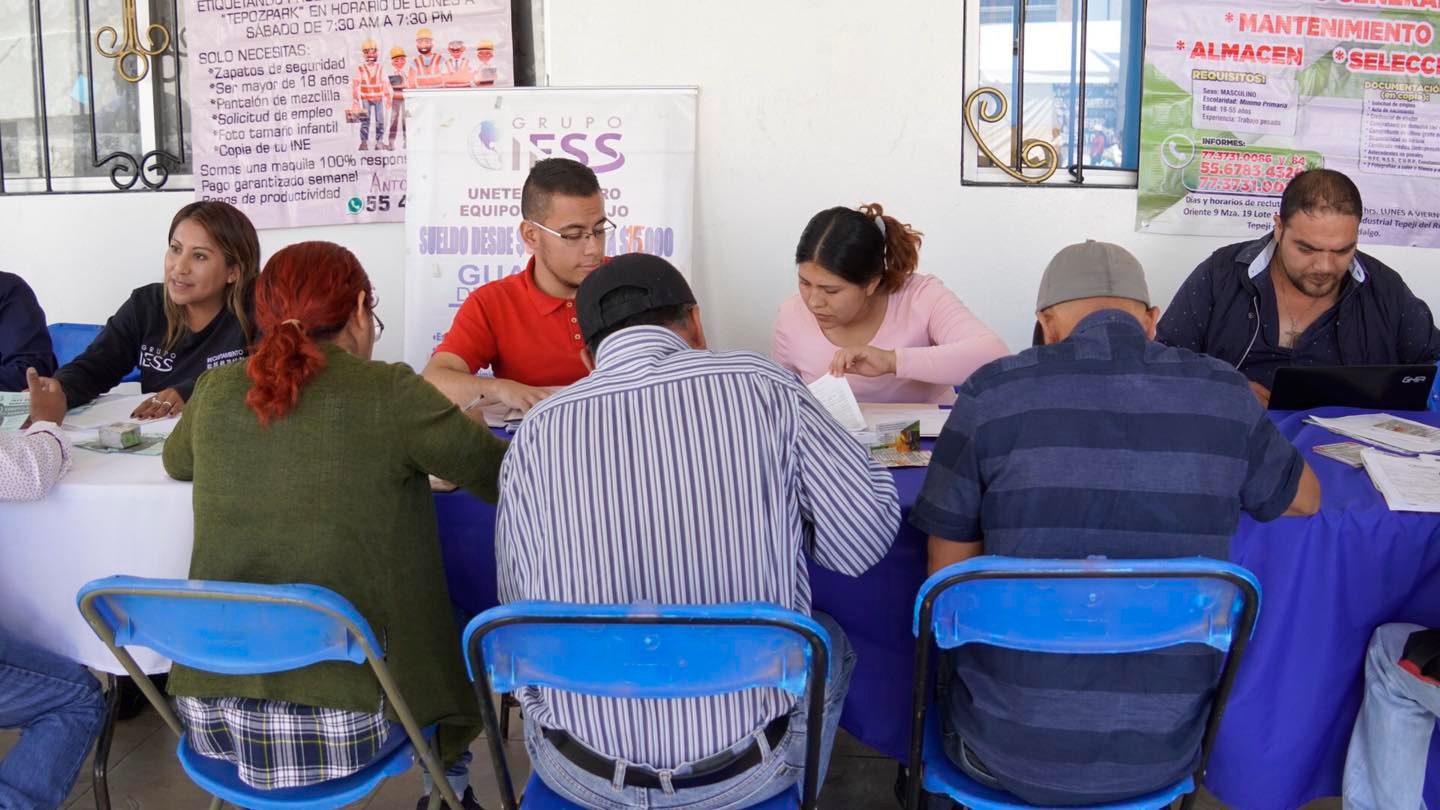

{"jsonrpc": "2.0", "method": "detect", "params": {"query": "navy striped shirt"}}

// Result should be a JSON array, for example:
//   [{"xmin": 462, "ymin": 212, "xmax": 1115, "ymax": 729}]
[
  {"xmin": 496, "ymin": 326, "xmax": 899, "ymax": 768},
  {"xmin": 910, "ymin": 310, "xmax": 1303, "ymax": 805}
]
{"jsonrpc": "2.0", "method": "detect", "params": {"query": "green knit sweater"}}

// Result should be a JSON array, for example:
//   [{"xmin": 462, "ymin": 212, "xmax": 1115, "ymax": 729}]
[{"xmin": 162, "ymin": 344, "xmax": 507, "ymax": 756}]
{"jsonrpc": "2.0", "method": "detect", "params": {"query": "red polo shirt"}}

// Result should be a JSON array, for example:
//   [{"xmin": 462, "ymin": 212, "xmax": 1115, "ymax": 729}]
[{"xmin": 433, "ymin": 257, "xmax": 589, "ymax": 386}]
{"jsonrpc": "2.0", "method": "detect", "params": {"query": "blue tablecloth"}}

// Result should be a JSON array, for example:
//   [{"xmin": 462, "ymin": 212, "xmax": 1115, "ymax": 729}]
[{"xmin": 435, "ymin": 409, "xmax": 1440, "ymax": 809}]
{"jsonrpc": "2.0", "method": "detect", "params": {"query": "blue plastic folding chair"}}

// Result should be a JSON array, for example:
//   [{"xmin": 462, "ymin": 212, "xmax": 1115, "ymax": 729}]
[
  {"xmin": 76, "ymin": 576, "xmax": 466, "ymax": 810},
  {"xmin": 462, "ymin": 601, "xmax": 833, "ymax": 810},
  {"xmin": 904, "ymin": 556, "xmax": 1262, "ymax": 810},
  {"xmin": 48, "ymin": 323, "xmax": 140, "ymax": 382}
]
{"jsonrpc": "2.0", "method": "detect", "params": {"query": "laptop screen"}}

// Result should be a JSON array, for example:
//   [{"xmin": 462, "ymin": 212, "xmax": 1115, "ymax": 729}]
[{"xmin": 1268, "ymin": 364, "xmax": 1434, "ymax": 411}]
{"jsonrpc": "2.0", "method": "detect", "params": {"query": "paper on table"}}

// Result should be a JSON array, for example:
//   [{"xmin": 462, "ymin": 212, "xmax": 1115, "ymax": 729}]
[
  {"xmin": 0, "ymin": 392, "xmax": 26, "ymax": 430},
  {"xmin": 860, "ymin": 403, "xmax": 948, "ymax": 438},
  {"xmin": 1308, "ymin": 413, "xmax": 1440, "ymax": 455},
  {"xmin": 807, "ymin": 374, "xmax": 867, "ymax": 432},
  {"xmin": 61, "ymin": 394, "xmax": 179, "ymax": 432},
  {"xmin": 1361, "ymin": 449, "xmax": 1440, "ymax": 512},
  {"xmin": 74, "ymin": 434, "xmax": 168, "ymax": 456},
  {"xmin": 463, "ymin": 386, "xmax": 564, "ymax": 429}
]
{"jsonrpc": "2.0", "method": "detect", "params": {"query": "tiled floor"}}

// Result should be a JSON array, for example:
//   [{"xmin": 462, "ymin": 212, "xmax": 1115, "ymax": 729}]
[{"xmin": 0, "ymin": 698, "xmax": 1341, "ymax": 809}]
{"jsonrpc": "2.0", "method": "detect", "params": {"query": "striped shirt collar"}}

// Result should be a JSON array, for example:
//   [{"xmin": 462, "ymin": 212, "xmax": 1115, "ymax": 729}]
[
  {"xmin": 1246, "ymin": 232, "xmax": 1367, "ymax": 284},
  {"xmin": 593, "ymin": 324, "xmax": 691, "ymax": 368}
]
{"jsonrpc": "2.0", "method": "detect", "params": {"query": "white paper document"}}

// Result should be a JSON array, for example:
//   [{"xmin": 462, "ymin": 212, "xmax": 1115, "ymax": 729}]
[
  {"xmin": 1307, "ymin": 413, "xmax": 1440, "ymax": 455},
  {"xmin": 859, "ymin": 403, "xmax": 949, "ymax": 438},
  {"xmin": 807, "ymin": 375, "xmax": 867, "ymax": 433},
  {"xmin": 1361, "ymin": 449, "xmax": 1440, "ymax": 512}
]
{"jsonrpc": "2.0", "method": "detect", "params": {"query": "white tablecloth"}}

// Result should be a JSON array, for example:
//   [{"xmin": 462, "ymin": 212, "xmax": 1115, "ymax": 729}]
[{"xmin": 0, "ymin": 391, "xmax": 191, "ymax": 673}]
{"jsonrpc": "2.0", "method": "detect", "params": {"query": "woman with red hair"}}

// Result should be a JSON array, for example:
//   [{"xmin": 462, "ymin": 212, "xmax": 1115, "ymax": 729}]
[{"xmin": 162, "ymin": 241, "xmax": 504, "ymax": 809}]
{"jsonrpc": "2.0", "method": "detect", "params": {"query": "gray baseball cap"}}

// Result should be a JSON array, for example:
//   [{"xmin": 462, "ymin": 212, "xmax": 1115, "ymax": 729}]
[{"xmin": 1035, "ymin": 240, "xmax": 1151, "ymax": 311}]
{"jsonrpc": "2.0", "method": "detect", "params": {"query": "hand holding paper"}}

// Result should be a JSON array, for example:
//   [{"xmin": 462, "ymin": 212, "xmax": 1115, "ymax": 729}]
[{"xmin": 807, "ymin": 374, "xmax": 867, "ymax": 432}]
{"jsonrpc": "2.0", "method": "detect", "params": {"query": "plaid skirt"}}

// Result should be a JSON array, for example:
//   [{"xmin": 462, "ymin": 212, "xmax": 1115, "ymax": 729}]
[{"xmin": 174, "ymin": 696, "xmax": 396, "ymax": 789}]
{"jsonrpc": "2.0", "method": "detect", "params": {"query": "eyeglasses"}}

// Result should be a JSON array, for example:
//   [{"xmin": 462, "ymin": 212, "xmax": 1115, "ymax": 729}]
[
  {"xmin": 527, "ymin": 219, "xmax": 616, "ymax": 244},
  {"xmin": 370, "ymin": 295, "xmax": 385, "ymax": 340}
]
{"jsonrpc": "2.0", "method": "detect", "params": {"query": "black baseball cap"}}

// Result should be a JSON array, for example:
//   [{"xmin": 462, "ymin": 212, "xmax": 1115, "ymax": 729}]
[{"xmin": 576, "ymin": 253, "xmax": 697, "ymax": 344}]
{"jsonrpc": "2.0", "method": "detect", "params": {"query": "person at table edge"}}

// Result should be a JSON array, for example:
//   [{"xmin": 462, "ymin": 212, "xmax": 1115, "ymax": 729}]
[
  {"xmin": 0, "ymin": 367, "xmax": 108, "ymax": 810},
  {"xmin": 53, "ymin": 201, "xmax": 260, "ymax": 420},
  {"xmin": 423, "ymin": 157, "xmax": 610, "ymax": 413},
  {"xmin": 1157, "ymin": 168, "xmax": 1440, "ymax": 406},
  {"xmin": 0, "ymin": 272, "xmax": 57, "ymax": 392},
  {"xmin": 1343, "ymin": 622, "xmax": 1440, "ymax": 809},
  {"xmin": 162, "ymin": 241, "xmax": 506, "ymax": 809},
  {"xmin": 913, "ymin": 240, "xmax": 1320, "ymax": 806},
  {"xmin": 772, "ymin": 203, "xmax": 1008, "ymax": 404},
  {"xmin": 496, "ymin": 253, "xmax": 899, "ymax": 807}
]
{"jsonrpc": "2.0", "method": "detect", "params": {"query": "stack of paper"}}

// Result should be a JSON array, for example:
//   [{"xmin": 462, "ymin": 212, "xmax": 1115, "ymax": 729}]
[
  {"xmin": 1307, "ymin": 413, "xmax": 1440, "ymax": 455},
  {"xmin": 859, "ymin": 403, "xmax": 949, "ymax": 438},
  {"xmin": 1361, "ymin": 449, "xmax": 1440, "ymax": 512},
  {"xmin": 0, "ymin": 392, "xmax": 27, "ymax": 430}
]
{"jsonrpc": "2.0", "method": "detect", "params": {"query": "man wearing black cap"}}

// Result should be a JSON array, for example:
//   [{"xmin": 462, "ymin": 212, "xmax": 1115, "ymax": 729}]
[{"xmin": 494, "ymin": 253, "xmax": 901, "ymax": 808}]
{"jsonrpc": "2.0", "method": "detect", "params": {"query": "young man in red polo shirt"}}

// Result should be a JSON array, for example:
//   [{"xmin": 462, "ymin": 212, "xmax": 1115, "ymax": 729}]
[{"xmin": 423, "ymin": 158, "xmax": 611, "ymax": 411}]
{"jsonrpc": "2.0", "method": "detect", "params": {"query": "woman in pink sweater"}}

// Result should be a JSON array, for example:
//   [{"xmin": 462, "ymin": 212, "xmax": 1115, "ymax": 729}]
[{"xmin": 772, "ymin": 203, "xmax": 1009, "ymax": 404}]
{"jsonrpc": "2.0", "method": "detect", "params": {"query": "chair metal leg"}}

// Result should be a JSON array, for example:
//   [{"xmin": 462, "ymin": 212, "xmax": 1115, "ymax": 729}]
[
  {"xmin": 207, "ymin": 797, "xmax": 224, "ymax": 810},
  {"xmin": 498, "ymin": 693, "xmax": 515, "ymax": 740},
  {"xmin": 91, "ymin": 674, "xmax": 120, "ymax": 810}
]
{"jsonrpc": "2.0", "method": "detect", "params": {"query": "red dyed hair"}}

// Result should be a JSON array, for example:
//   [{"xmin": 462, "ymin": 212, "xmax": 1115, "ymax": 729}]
[{"xmin": 246, "ymin": 241, "xmax": 373, "ymax": 426}]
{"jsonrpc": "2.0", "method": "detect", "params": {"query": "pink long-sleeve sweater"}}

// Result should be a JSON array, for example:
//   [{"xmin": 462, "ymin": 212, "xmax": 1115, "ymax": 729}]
[{"xmin": 771, "ymin": 274, "xmax": 1010, "ymax": 404}]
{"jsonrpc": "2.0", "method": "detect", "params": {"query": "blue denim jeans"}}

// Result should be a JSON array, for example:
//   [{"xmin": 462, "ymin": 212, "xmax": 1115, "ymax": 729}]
[
  {"xmin": 0, "ymin": 634, "xmax": 107, "ymax": 810},
  {"xmin": 361, "ymin": 99, "xmax": 385, "ymax": 145},
  {"xmin": 523, "ymin": 611, "xmax": 855, "ymax": 810},
  {"xmin": 1344, "ymin": 623, "xmax": 1440, "ymax": 810}
]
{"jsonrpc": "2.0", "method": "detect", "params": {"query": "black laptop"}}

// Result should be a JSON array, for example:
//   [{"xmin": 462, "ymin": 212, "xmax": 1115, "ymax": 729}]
[{"xmin": 1268, "ymin": 364, "xmax": 1435, "ymax": 411}]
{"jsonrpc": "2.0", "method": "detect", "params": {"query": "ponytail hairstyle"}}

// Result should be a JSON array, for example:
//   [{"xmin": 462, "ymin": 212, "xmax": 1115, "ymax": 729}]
[
  {"xmin": 793, "ymin": 203, "xmax": 923, "ymax": 294},
  {"xmin": 162, "ymin": 201, "xmax": 261, "ymax": 352},
  {"xmin": 246, "ymin": 241, "xmax": 374, "ymax": 427}
]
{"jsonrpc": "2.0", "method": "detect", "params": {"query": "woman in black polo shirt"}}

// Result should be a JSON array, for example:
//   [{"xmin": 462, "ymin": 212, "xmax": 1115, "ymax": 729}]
[{"xmin": 55, "ymin": 201, "xmax": 259, "ymax": 419}]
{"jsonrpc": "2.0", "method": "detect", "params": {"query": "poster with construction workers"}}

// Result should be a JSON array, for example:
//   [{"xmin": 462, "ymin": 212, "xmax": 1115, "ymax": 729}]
[
  {"xmin": 186, "ymin": 0, "xmax": 513, "ymax": 229},
  {"xmin": 402, "ymin": 88, "xmax": 699, "ymax": 370}
]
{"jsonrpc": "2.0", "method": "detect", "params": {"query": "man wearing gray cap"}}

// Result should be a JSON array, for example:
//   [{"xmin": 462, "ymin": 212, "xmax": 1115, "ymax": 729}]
[
  {"xmin": 909, "ymin": 241, "xmax": 1319, "ymax": 806},
  {"xmin": 495, "ymin": 253, "xmax": 900, "ymax": 808}
]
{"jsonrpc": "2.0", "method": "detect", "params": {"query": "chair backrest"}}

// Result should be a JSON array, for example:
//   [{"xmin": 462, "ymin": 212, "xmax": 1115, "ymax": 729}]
[
  {"xmin": 465, "ymin": 600, "xmax": 830, "ymax": 698},
  {"xmin": 76, "ymin": 576, "xmax": 382, "ymax": 675},
  {"xmin": 914, "ymin": 556, "xmax": 1261, "ymax": 655},
  {"xmin": 48, "ymin": 323, "xmax": 103, "ymax": 367},
  {"xmin": 77, "ymin": 575, "xmax": 469, "ymax": 810},
  {"xmin": 902, "ymin": 555, "xmax": 1262, "ymax": 810},
  {"xmin": 462, "ymin": 601, "xmax": 833, "ymax": 810},
  {"xmin": 49, "ymin": 322, "xmax": 141, "ymax": 382}
]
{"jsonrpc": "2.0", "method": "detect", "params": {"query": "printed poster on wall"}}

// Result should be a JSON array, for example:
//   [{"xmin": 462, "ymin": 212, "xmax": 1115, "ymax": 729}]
[
  {"xmin": 402, "ymin": 87, "xmax": 698, "ymax": 371},
  {"xmin": 1136, "ymin": 0, "xmax": 1440, "ymax": 247},
  {"xmin": 186, "ymin": 0, "xmax": 513, "ymax": 229}
]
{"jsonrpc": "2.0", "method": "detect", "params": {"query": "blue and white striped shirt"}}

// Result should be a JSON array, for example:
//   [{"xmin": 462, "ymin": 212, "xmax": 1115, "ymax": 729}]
[{"xmin": 496, "ymin": 326, "xmax": 899, "ymax": 768}]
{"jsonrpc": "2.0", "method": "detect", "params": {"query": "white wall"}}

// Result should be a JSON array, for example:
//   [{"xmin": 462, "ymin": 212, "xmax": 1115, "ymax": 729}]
[
  {"xmin": 4, "ymin": 0, "xmax": 1435, "ymax": 364},
  {"xmin": 541, "ymin": 0, "xmax": 1439, "ymax": 354},
  {"xmin": 0, "ymin": 193, "xmax": 411, "ymax": 360}
]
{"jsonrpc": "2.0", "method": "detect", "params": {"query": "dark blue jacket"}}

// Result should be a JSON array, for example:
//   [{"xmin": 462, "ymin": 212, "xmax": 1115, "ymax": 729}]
[
  {"xmin": 1157, "ymin": 234, "xmax": 1440, "ymax": 385},
  {"xmin": 0, "ymin": 272, "xmax": 57, "ymax": 392}
]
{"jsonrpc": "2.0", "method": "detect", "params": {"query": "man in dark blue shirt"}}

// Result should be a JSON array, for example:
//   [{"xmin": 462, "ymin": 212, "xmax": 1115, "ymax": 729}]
[
  {"xmin": 1157, "ymin": 169, "xmax": 1440, "ymax": 405},
  {"xmin": 0, "ymin": 273, "xmax": 56, "ymax": 392},
  {"xmin": 911, "ymin": 240, "xmax": 1320, "ymax": 806}
]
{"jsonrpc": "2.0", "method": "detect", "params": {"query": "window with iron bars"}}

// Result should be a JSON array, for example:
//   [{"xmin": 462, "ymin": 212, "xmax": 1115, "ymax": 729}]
[
  {"xmin": 2, "ymin": 0, "xmax": 191, "ymax": 194},
  {"xmin": 964, "ymin": 0, "xmax": 1145, "ymax": 187}
]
